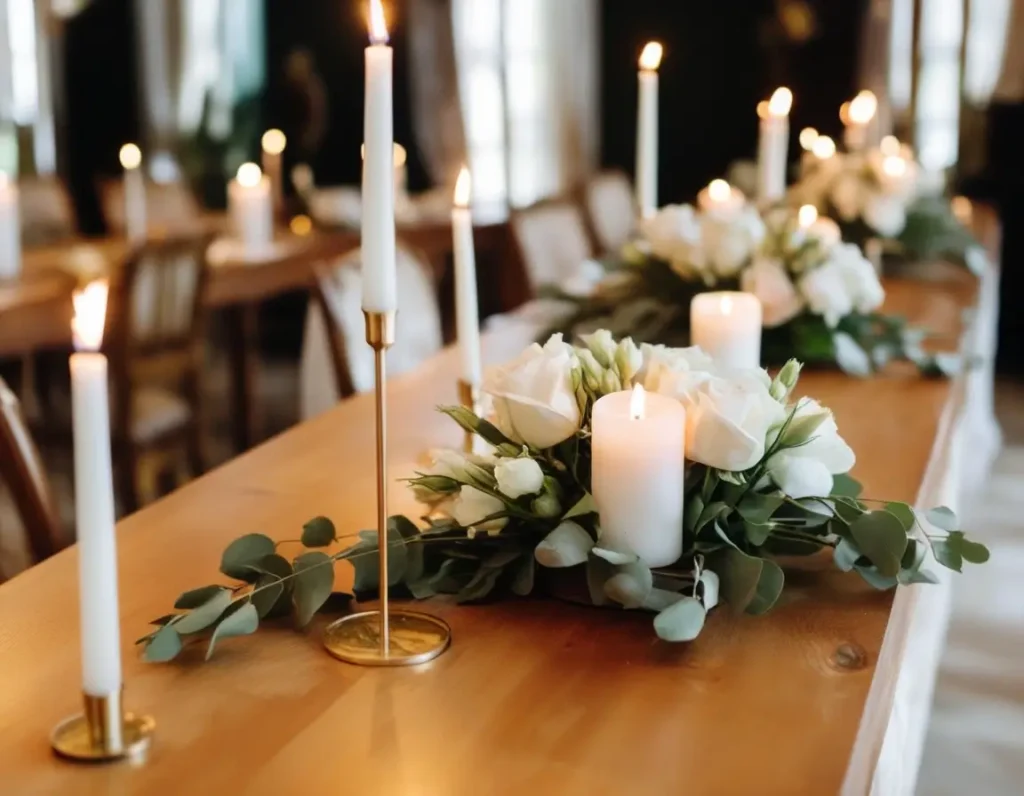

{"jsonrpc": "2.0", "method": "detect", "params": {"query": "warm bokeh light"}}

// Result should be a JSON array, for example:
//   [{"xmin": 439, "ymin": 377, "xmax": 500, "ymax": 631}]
[
  {"xmin": 119, "ymin": 143, "xmax": 142, "ymax": 170},
  {"xmin": 848, "ymin": 90, "xmax": 877, "ymax": 125},
  {"xmin": 236, "ymin": 163, "xmax": 263, "ymax": 188},
  {"xmin": 798, "ymin": 204, "xmax": 818, "ymax": 228},
  {"xmin": 882, "ymin": 155, "xmax": 907, "ymax": 178},
  {"xmin": 768, "ymin": 87, "xmax": 793, "ymax": 117},
  {"xmin": 454, "ymin": 166, "xmax": 471, "ymax": 208},
  {"xmin": 839, "ymin": 101, "xmax": 851, "ymax": 125},
  {"xmin": 880, "ymin": 135, "xmax": 900, "ymax": 156},
  {"xmin": 630, "ymin": 384, "xmax": 646, "ymax": 420},
  {"xmin": 368, "ymin": 0, "xmax": 389, "ymax": 44},
  {"xmin": 639, "ymin": 42, "xmax": 663, "ymax": 71},
  {"xmin": 720, "ymin": 294, "xmax": 734, "ymax": 315},
  {"xmin": 71, "ymin": 280, "xmax": 109, "ymax": 352},
  {"xmin": 360, "ymin": 142, "xmax": 408, "ymax": 166},
  {"xmin": 289, "ymin": 215, "xmax": 313, "ymax": 236},
  {"xmin": 951, "ymin": 196, "xmax": 973, "ymax": 225},
  {"xmin": 708, "ymin": 179, "xmax": 732, "ymax": 203},
  {"xmin": 799, "ymin": 127, "xmax": 819, "ymax": 150},
  {"xmin": 812, "ymin": 135, "xmax": 836, "ymax": 159},
  {"xmin": 261, "ymin": 129, "xmax": 287, "ymax": 155},
  {"xmin": 756, "ymin": 100, "xmax": 769, "ymax": 120}
]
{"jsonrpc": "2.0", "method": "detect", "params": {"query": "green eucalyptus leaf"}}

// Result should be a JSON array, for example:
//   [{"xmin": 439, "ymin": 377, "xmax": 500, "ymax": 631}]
[
  {"xmin": 831, "ymin": 474, "xmax": 863, "ymax": 499},
  {"xmin": 511, "ymin": 556, "xmax": 535, "ymax": 596},
  {"xmin": 746, "ymin": 559, "xmax": 785, "ymax": 615},
  {"xmin": 585, "ymin": 553, "xmax": 617, "ymax": 606},
  {"xmin": 221, "ymin": 534, "xmax": 276, "ymax": 581},
  {"xmin": 456, "ymin": 565, "xmax": 502, "ymax": 604},
  {"xmin": 591, "ymin": 546, "xmax": 638, "ymax": 566},
  {"xmin": 699, "ymin": 570, "xmax": 720, "ymax": 610},
  {"xmin": 205, "ymin": 603, "xmax": 259, "ymax": 660},
  {"xmin": 254, "ymin": 553, "xmax": 293, "ymax": 578},
  {"xmin": 886, "ymin": 502, "xmax": 916, "ymax": 531},
  {"xmin": 743, "ymin": 521, "xmax": 773, "ymax": 547},
  {"xmin": 301, "ymin": 516, "xmax": 336, "ymax": 548},
  {"xmin": 149, "ymin": 614, "xmax": 178, "ymax": 627},
  {"xmin": 174, "ymin": 585, "xmax": 228, "ymax": 610},
  {"xmin": 173, "ymin": 589, "xmax": 233, "ymax": 635},
  {"xmin": 833, "ymin": 537, "xmax": 861, "ymax": 572},
  {"xmin": 563, "ymin": 492, "xmax": 597, "ymax": 520},
  {"xmin": 389, "ymin": 515, "xmax": 421, "ymax": 541},
  {"xmin": 718, "ymin": 549, "xmax": 764, "ymax": 612},
  {"xmin": 653, "ymin": 596, "xmax": 707, "ymax": 642},
  {"xmin": 960, "ymin": 536, "xmax": 991, "ymax": 565},
  {"xmin": 535, "ymin": 521, "xmax": 594, "ymax": 568},
  {"xmin": 926, "ymin": 506, "xmax": 959, "ymax": 532},
  {"xmin": 907, "ymin": 569, "xmax": 940, "ymax": 585},
  {"xmin": 737, "ymin": 494, "xmax": 785, "ymax": 526},
  {"xmin": 855, "ymin": 565, "xmax": 900, "ymax": 590},
  {"xmin": 143, "ymin": 624, "xmax": 183, "ymax": 663},
  {"xmin": 696, "ymin": 502, "xmax": 731, "ymax": 534},
  {"xmin": 643, "ymin": 588, "xmax": 684, "ymax": 612},
  {"xmin": 292, "ymin": 552, "xmax": 335, "ymax": 626},
  {"xmin": 851, "ymin": 511, "xmax": 907, "ymax": 578},
  {"xmin": 701, "ymin": 468, "xmax": 719, "ymax": 504},
  {"xmin": 438, "ymin": 405, "xmax": 516, "ymax": 449},
  {"xmin": 684, "ymin": 494, "xmax": 706, "ymax": 533},
  {"xmin": 251, "ymin": 575, "xmax": 285, "ymax": 618},
  {"xmin": 603, "ymin": 562, "xmax": 653, "ymax": 610},
  {"xmin": 931, "ymin": 538, "xmax": 963, "ymax": 572}
]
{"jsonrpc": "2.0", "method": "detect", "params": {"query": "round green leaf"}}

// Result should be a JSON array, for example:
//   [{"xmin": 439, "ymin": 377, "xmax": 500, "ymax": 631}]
[
  {"xmin": 251, "ymin": 575, "xmax": 285, "ymax": 618},
  {"xmin": 591, "ymin": 546, "xmax": 638, "ymax": 566},
  {"xmin": 143, "ymin": 624, "xmax": 183, "ymax": 663},
  {"xmin": 205, "ymin": 603, "xmax": 259, "ymax": 660},
  {"xmin": 718, "ymin": 548, "xmax": 763, "ymax": 612},
  {"xmin": 925, "ymin": 506, "xmax": 958, "ymax": 532},
  {"xmin": 851, "ymin": 511, "xmax": 908, "ymax": 578},
  {"xmin": 931, "ymin": 539, "xmax": 963, "ymax": 573},
  {"xmin": 603, "ymin": 564, "xmax": 653, "ymax": 609},
  {"xmin": 886, "ymin": 502, "xmax": 916, "ymax": 531},
  {"xmin": 174, "ymin": 585, "xmax": 228, "ymax": 610},
  {"xmin": 960, "ymin": 538, "xmax": 990, "ymax": 565},
  {"xmin": 292, "ymin": 552, "xmax": 335, "ymax": 626},
  {"xmin": 833, "ymin": 537, "xmax": 861, "ymax": 572},
  {"xmin": 173, "ymin": 588, "xmax": 233, "ymax": 635},
  {"xmin": 653, "ymin": 596, "xmax": 707, "ymax": 642},
  {"xmin": 746, "ymin": 559, "xmax": 785, "ymax": 616},
  {"xmin": 301, "ymin": 516, "xmax": 336, "ymax": 548},
  {"xmin": 221, "ymin": 534, "xmax": 276, "ymax": 581},
  {"xmin": 534, "ymin": 521, "xmax": 594, "ymax": 568}
]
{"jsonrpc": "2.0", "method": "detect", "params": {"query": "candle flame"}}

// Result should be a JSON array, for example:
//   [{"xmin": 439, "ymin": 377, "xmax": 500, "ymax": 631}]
[
  {"xmin": 72, "ymin": 280, "xmax": 109, "ymax": 352},
  {"xmin": 798, "ymin": 204, "xmax": 818, "ymax": 228},
  {"xmin": 261, "ymin": 129, "xmax": 287, "ymax": 156},
  {"xmin": 454, "ymin": 166, "xmax": 471, "ymax": 208},
  {"xmin": 811, "ymin": 135, "xmax": 836, "ymax": 159},
  {"xmin": 879, "ymin": 135, "xmax": 900, "ymax": 156},
  {"xmin": 236, "ymin": 162, "xmax": 263, "ymax": 188},
  {"xmin": 708, "ymin": 179, "xmax": 731, "ymax": 203},
  {"xmin": 848, "ymin": 90, "xmax": 877, "ymax": 124},
  {"xmin": 799, "ymin": 127, "xmax": 818, "ymax": 151},
  {"xmin": 768, "ymin": 87, "xmax": 792, "ymax": 117},
  {"xmin": 882, "ymin": 155, "xmax": 907, "ymax": 178},
  {"xmin": 119, "ymin": 143, "xmax": 142, "ymax": 170},
  {"xmin": 369, "ymin": 0, "xmax": 389, "ymax": 44},
  {"xmin": 639, "ymin": 41, "xmax": 663, "ymax": 71},
  {"xmin": 630, "ymin": 384, "xmax": 646, "ymax": 420}
]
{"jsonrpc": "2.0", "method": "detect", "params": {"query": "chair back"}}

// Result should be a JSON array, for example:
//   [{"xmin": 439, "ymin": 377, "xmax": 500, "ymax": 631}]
[
  {"xmin": 510, "ymin": 198, "xmax": 594, "ymax": 294},
  {"xmin": 0, "ymin": 377, "xmax": 63, "ymax": 574},
  {"xmin": 101, "ymin": 179, "xmax": 202, "ymax": 237},
  {"xmin": 19, "ymin": 177, "xmax": 77, "ymax": 246},
  {"xmin": 583, "ymin": 170, "xmax": 636, "ymax": 254}
]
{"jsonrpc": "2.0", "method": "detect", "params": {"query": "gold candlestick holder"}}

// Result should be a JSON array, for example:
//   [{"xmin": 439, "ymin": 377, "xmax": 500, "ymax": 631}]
[
  {"xmin": 51, "ymin": 689, "xmax": 154, "ymax": 762},
  {"xmin": 323, "ymin": 310, "xmax": 451, "ymax": 666},
  {"xmin": 457, "ymin": 379, "xmax": 482, "ymax": 454}
]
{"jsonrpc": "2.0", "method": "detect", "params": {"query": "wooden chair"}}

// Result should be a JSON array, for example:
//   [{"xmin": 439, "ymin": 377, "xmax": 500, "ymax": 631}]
[
  {"xmin": 582, "ymin": 170, "xmax": 636, "ymax": 254},
  {"xmin": 99, "ymin": 179, "xmax": 202, "ymax": 237},
  {"xmin": 509, "ymin": 198, "xmax": 595, "ymax": 297},
  {"xmin": 105, "ymin": 233, "xmax": 213, "ymax": 511},
  {"xmin": 19, "ymin": 176, "xmax": 77, "ymax": 246},
  {"xmin": 299, "ymin": 245, "xmax": 443, "ymax": 419},
  {"xmin": 0, "ymin": 377, "xmax": 63, "ymax": 579}
]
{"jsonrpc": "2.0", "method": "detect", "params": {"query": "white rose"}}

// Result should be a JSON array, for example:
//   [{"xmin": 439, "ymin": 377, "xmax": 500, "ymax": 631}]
[
  {"xmin": 832, "ymin": 243, "xmax": 885, "ymax": 313},
  {"xmin": 863, "ymin": 193, "xmax": 907, "ymax": 237},
  {"xmin": 701, "ymin": 207, "xmax": 765, "ymax": 278},
  {"xmin": 483, "ymin": 334, "xmax": 582, "ymax": 450},
  {"xmin": 807, "ymin": 217, "xmax": 842, "ymax": 251},
  {"xmin": 494, "ymin": 457, "xmax": 545, "ymax": 499},
  {"xmin": 638, "ymin": 343, "xmax": 717, "ymax": 396},
  {"xmin": 767, "ymin": 399, "xmax": 856, "ymax": 498},
  {"xmin": 452, "ymin": 486, "xmax": 507, "ymax": 531},
  {"xmin": 829, "ymin": 172, "xmax": 866, "ymax": 221},
  {"xmin": 740, "ymin": 257, "xmax": 805, "ymax": 328},
  {"xmin": 640, "ymin": 204, "xmax": 702, "ymax": 263},
  {"xmin": 799, "ymin": 260, "xmax": 854, "ymax": 327}
]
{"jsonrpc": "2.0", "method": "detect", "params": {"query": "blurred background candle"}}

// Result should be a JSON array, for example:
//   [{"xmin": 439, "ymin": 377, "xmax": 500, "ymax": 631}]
[
  {"xmin": 119, "ymin": 143, "xmax": 146, "ymax": 244},
  {"xmin": 756, "ymin": 87, "xmax": 792, "ymax": 204},
  {"xmin": 843, "ymin": 90, "xmax": 877, "ymax": 151},
  {"xmin": 69, "ymin": 281, "xmax": 122, "ymax": 700},
  {"xmin": 361, "ymin": 0, "xmax": 397, "ymax": 313},
  {"xmin": 697, "ymin": 178, "xmax": 744, "ymax": 218},
  {"xmin": 592, "ymin": 385, "xmax": 685, "ymax": 567},
  {"xmin": 452, "ymin": 166, "xmax": 481, "ymax": 386},
  {"xmin": 261, "ymin": 129, "xmax": 287, "ymax": 215},
  {"xmin": 229, "ymin": 162, "xmax": 273, "ymax": 253},
  {"xmin": 0, "ymin": 173, "xmax": 20, "ymax": 279},
  {"xmin": 691, "ymin": 292, "xmax": 762, "ymax": 369},
  {"xmin": 635, "ymin": 41, "xmax": 663, "ymax": 220},
  {"xmin": 811, "ymin": 135, "xmax": 836, "ymax": 161}
]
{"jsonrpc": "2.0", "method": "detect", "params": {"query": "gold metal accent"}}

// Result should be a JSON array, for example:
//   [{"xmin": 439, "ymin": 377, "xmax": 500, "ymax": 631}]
[
  {"xmin": 50, "ymin": 690, "xmax": 154, "ymax": 762},
  {"xmin": 322, "ymin": 310, "xmax": 450, "ymax": 666},
  {"xmin": 457, "ymin": 379, "xmax": 482, "ymax": 453}
]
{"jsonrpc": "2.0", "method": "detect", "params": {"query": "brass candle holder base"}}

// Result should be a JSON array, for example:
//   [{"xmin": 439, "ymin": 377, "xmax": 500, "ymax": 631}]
[
  {"xmin": 323, "ymin": 610, "xmax": 451, "ymax": 666},
  {"xmin": 51, "ymin": 690, "xmax": 154, "ymax": 763},
  {"xmin": 457, "ymin": 379, "xmax": 482, "ymax": 453}
]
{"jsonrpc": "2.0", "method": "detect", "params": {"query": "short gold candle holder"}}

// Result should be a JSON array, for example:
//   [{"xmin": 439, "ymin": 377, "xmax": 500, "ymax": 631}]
[
  {"xmin": 50, "ymin": 689, "xmax": 154, "ymax": 763},
  {"xmin": 457, "ymin": 379, "xmax": 482, "ymax": 454},
  {"xmin": 323, "ymin": 310, "xmax": 451, "ymax": 666}
]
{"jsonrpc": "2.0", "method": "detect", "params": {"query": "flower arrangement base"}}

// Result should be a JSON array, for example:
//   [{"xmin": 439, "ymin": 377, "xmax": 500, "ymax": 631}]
[{"xmin": 323, "ymin": 609, "xmax": 451, "ymax": 667}]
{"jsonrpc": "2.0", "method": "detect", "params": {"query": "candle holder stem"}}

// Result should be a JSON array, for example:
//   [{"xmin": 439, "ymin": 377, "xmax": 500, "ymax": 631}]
[
  {"xmin": 323, "ymin": 311, "xmax": 451, "ymax": 666},
  {"xmin": 50, "ymin": 689, "xmax": 154, "ymax": 762},
  {"xmin": 457, "ymin": 379, "xmax": 482, "ymax": 454}
]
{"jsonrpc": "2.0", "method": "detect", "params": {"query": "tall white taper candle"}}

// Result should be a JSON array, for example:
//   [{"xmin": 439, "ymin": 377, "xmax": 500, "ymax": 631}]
[
  {"xmin": 0, "ymin": 173, "xmax": 20, "ymax": 279},
  {"xmin": 636, "ymin": 42, "xmax": 663, "ymax": 220},
  {"xmin": 756, "ymin": 87, "xmax": 792, "ymax": 204},
  {"xmin": 452, "ymin": 166, "xmax": 481, "ymax": 385},
  {"xmin": 261, "ymin": 129, "xmax": 287, "ymax": 214},
  {"xmin": 119, "ymin": 144, "xmax": 147, "ymax": 244}
]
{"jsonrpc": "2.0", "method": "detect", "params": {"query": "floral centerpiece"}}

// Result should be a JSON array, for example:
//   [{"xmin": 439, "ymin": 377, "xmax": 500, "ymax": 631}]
[{"xmin": 140, "ymin": 333, "xmax": 988, "ymax": 662}]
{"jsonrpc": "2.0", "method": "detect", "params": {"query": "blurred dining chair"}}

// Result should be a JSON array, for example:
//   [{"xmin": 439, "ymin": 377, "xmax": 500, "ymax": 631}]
[
  {"xmin": 582, "ymin": 170, "xmax": 636, "ymax": 254},
  {"xmin": 105, "ymin": 233, "xmax": 213, "ymax": 511},
  {"xmin": 19, "ymin": 176, "xmax": 77, "ymax": 246},
  {"xmin": 100, "ymin": 179, "xmax": 203, "ymax": 238},
  {"xmin": 299, "ymin": 245, "xmax": 443, "ymax": 419},
  {"xmin": 0, "ymin": 377, "xmax": 64, "ymax": 580},
  {"xmin": 510, "ymin": 198, "xmax": 595, "ymax": 296}
]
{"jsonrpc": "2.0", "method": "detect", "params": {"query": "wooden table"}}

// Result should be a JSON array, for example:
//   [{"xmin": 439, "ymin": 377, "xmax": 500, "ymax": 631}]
[{"xmin": 0, "ymin": 262, "xmax": 990, "ymax": 794}]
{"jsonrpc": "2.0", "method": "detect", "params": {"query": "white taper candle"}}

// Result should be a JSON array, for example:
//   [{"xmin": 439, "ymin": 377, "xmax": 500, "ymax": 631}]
[
  {"xmin": 0, "ymin": 173, "xmax": 20, "ymax": 279},
  {"xmin": 756, "ymin": 87, "xmax": 792, "ymax": 204},
  {"xmin": 636, "ymin": 42, "xmax": 662, "ymax": 220},
  {"xmin": 452, "ymin": 167, "xmax": 481, "ymax": 385},
  {"xmin": 119, "ymin": 144, "xmax": 147, "ymax": 244}
]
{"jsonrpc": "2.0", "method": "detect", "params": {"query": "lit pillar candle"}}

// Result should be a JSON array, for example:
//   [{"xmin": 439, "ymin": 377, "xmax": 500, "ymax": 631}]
[
  {"xmin": 843, "ymin": 90, "xmax": 877, "ymax": 152},
  {"xmin": 811, "ymin": 135, "xmax": 836, "ymax": 162},
  {"xmin": 119, "ymin": 144, "xmax": 147, "ymax": 244},
  {"xmin": 70, "ymin": 281, "xmax": 122, "ymax": 701},
  {"xmin": 691, "ymin": 292, "xmax": 762, "ymax": 369},
  {"xmin": 361, "ymin": 0, "xmax": 397, "ymax": 312},
  {"xmin": 452, "ymin": 166, "xmax": 481, "ymax": 385},
  {"xmin": 756, "ymin": 87, "xmax": 792, "ymax": 204},
  {"xmin": 635, "ymin": 41, "xmax": 663, "ymax": 220},
  {"xmin": 261, "ymin": 129, "xmax": 287, "ymax": 215},
  {"xmin": 0, "ymin": 173, "xmax": 20, "ymax": 279},
  {"xmin": 592, "ymin": 385, "xmax": 685, "ymax": 568},
  {"xmin": 798, "ymin": 127, "xmax": 819, "ymax": 176},
  {"xmin": 697, "ymin": 179, "xmax": 745, "ymax": 219},
  {"xmin": 228, "ymin": 162, "xmax": 274, "ymax": 253}
]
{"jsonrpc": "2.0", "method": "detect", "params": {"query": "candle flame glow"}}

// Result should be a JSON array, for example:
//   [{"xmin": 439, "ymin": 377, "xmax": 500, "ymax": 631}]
[
  {"xmin": 639, "ymin": 42, "xmax": 663, "ymax": 71},
  {"xmin": 799, "ymin": 127, "xmax": 819, "ymax": 151},
  {"xmin": 768, "ymin": 87, "xmax": 792, "ymax": 117},
  {"xmin": 72, "ymin": 280, "xmax": 109, "ymax": 352},
  {"xmin": 880, "ymin": 135, "xmax": 900, "ymax": 156},
  {"xmin": 798, "ymin": 204, "xmax": 818, "ymax": 228},
  {"xmin": 720, "ymin": 294, "xmax": 734, "ymax": 315},
  {"xmin": 951, "ymin": 196, "xmax": 972, "ymax": 225},
  {"xmin": 848, "ymin": 90, "xmax": 877, "ymax": 125},
  {"xmin": 630, "ymin": 384, "xmax": 646, "ymax": 420},
  {"xmin": 708, "ymin": 179, "xmax": 731, "ymax": 203},
  {"xmin": 261, "ymin": 129, "xmax": 287, "ymax": 155},
  {"xmin": 360, "ymin": 142, "xmax": 408, "ymax": 166},
  {"xmin": 839, "ymin": 101, "xmax": 851, "ymax": 125},
  {"xmin": 882, "ymin": 155, "xmax": 907, "ymax": 178},
  {"xmin": 811, "ymin": 135, "xmax": 836, "ymax": 159},
  {"xmin": 119, "ymin": 143, "xmax": 142, "ymax": 170},
  {"xmin": 236, "ymin": 162, "xmax": 263, "ymax": 188},
  {"xmin": 369, "ymin": 0, "xmax": 389, "ymax": 44},
  {"xmin": 454, "ymin": 166, "xmax": 471, "ymax": 208},
  {"xmin": 756, "ymin": 100, "xmax": 769, "ymax": 120},
  {"xmin": 290, "ymin": 214, "xmax": 313, "ymax": 236}
]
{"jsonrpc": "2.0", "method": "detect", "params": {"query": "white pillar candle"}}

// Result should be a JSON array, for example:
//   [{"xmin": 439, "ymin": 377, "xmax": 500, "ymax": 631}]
[
  {"xmin": 798, "ymin": 127, "xmax": 819, "ymax": 177},
  {"xmin": 361, "ymin": 0, "xmax": 397, "ymax": 312},
  {"xmin": 691, "ymin": 292, "xmax": 762, "ymax": 369},
  {"xmin": 756, "ymin": 87, "xmax": 792, "ymax": 204},
  {"xmin": 228, "ymin": 162, "xmax": 274, "ymax": 253},
  {"xmin": 261, "ymin": 129, "xmax": 287, "ymax": 214},
  {"xmin": 635, "ymin": 42, "xmax": 662, "ymax": 220},
  {"xmin": 119, "ymin": 144, "xmax": 147, "ymax": 244},
  {"xmin": 452, "ymin": 167, "xmax": 481, "ymax": 385},
  {"xmin": 592, "ymin": 385, "xmax": 685, "ymax": 568},
  {"xmin": 0, "ymin": 173, "xmax": 20, "ymax": 279},
  {"xmin": 697, "ymin": 179, "xmax": 745, "ymax": 220},
  {"xmin": 843, "ymin": 90, "xmax": 877, "ymax": 152},
  {"xmin": 70, "ymin": 281, "xmax": 122, "ymax": 699}
]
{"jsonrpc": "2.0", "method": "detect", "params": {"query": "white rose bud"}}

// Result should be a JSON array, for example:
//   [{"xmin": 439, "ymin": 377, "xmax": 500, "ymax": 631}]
[
  {"xmin": 532, "ymin": 493, "xmax": 562, "ymax": 518},
  {"xmin": 452, "ymin": 486, "xmax": 508, "ymax": 531},
  {"xmin": 601, "ymin": 369, "xmax": 622, "ymax": 395},
  {"xmin": 615, "ymin": 338, "xmax": 643, "ymax": 384},
  {"xmin": 494, "ymin": 457, "xmax": 545, "ymax": 499},
  {"xmin": 581, "ymin": 329, "xmax": 617, "ymax": 368},
  {"xmin": 769, "ymin": 359, "xmax": 803, "ymax": 402},
  {"xmin": 577, "ymin": 349, "xmax": 604, "ymax": 392}
]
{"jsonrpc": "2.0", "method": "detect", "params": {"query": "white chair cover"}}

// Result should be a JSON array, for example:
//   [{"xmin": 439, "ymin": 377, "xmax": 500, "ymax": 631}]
[
  {"xmin": 584, "ymin": 171, "xmax": 636, "ymax": 254},
  {"xmin": 511, "ymin": 200, "xmax": 594, "ymax": 292}
]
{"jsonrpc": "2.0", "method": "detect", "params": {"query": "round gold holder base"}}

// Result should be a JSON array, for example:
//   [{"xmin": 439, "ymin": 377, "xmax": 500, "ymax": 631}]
[
  {"xmin": 50, "ymin": 713, "xmax": 155, "ymax": 763},
  {"xmin": 323, "ymin": 610, "xmax": 451, "ymax": 666}
]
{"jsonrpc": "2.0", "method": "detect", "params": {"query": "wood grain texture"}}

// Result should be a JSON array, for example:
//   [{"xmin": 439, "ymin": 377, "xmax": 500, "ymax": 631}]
[{"xmin": 0, "ymin": 269, "xmax": 982, "ymax": 795}]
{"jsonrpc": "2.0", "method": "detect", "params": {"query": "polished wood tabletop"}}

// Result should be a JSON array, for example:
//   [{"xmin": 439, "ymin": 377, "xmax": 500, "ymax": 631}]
[{"xmin": 0, "ymin": 264, "xmax": 984, "ymax": 794}]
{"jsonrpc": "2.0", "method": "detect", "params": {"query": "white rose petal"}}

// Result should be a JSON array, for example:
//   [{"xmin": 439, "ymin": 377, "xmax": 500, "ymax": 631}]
[
  {"xmin": 863, "ymin": 193, "xmax": 907, "ymax": 237},
  {"xmin": 799, "ymin": 260, "xmax": 854, "ymax": 327},
  {"xmin": 767, "ymin": 399, "xmax": 855, "ymax": 497},
  {"xmin": 685, "ymin": 377, "xmax": 786, "ymax": 471},
  {"xmin": 494, "ymin": 457, "xmax": 545, "ymax": 499},
  {"xmin": 740, "ymin": 257, "xmax": 805, "ymax": 328},
  {"xmin": 829, "ymin": 172, "xmax": 865, "ymax": 221},
  {"xmin": 452, "ymin": 486, "xmax": 507, "ymax": 530},
  {"xmin": 640, "ymin": 204, "xmax": 703, "ymax": 264}
]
